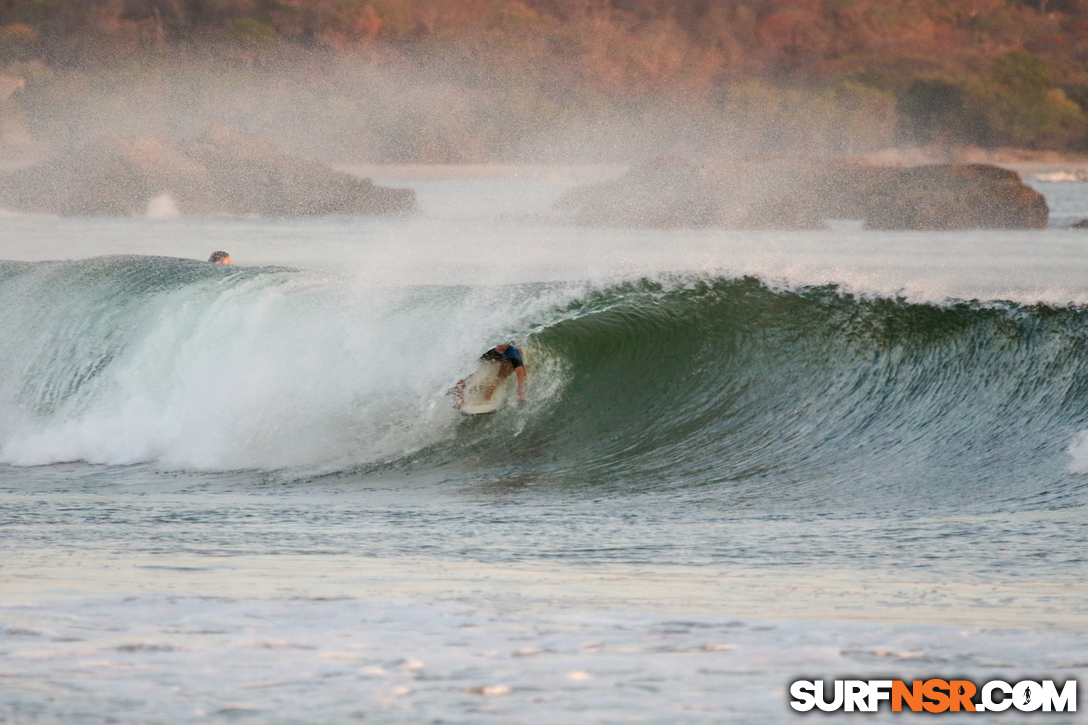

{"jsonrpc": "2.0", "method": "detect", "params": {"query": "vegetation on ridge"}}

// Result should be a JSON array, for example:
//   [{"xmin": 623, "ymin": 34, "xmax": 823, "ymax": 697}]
[{"xmin": 2, "ymin": 0, "xmax": 1088, "ymax": 162}]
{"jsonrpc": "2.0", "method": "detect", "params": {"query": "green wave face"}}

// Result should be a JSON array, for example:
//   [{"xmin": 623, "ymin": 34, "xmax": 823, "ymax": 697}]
[
  {"xmin": 441, "ymin": 277, "xmax": 1088, "ymax": 511},
  {"xmin": 3, "ymin": 257, "xmax": 1088, "ymax": 514}
]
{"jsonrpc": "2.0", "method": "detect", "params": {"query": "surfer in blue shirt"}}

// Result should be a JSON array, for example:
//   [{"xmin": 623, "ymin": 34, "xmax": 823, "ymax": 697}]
[
  {"xmin": 450, "ymin": 342, "xmax": 527, "ymax": 408},
  {"xmin": 480, "ymin": 343, "xmax": 527, "ymax": 402}
]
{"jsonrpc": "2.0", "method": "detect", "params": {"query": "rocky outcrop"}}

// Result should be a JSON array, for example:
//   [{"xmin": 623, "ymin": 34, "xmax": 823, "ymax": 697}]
[
  {"xmin": 557, "ymin": 157, "xmax": 1049, "ymax": 230},
  {"xmin": 829, "ymin": 164, "xmax": 1049, "ymax": 230},
  {"xmin": 0, "ymin": 127, "xmax": 416, "ymax": 217}
]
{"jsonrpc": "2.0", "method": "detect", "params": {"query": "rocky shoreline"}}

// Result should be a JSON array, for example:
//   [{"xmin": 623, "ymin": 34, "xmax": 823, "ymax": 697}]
[
  {"xmin": 0, "ymin": 135, "xmax": 1081, "ymax": 229},
  {"xmin": 0, "ymin": 127, "xmax": 416, "ymax": 218},
  {"xmin": 556, "ymin": 157, "xmax": 1049, "ymax": 231}
]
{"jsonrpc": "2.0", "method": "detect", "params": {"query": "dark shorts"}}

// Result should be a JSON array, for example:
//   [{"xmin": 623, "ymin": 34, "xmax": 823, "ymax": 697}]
[{"xmin": 480, "ymin": 350, "xmax": 523, "ymax": 369}]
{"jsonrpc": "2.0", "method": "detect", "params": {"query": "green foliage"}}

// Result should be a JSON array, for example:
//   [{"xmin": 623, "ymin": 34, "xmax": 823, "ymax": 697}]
[
  {"xmin": 981, "ymin": 50, "xmax": 1088, "ymax": 146},
  {"xmin": 231, "ymin": 17, "xmax": 278, "ymax": 45},
  {"xmin": 993, "ymin": 50, "xmax": 1053, "ymax": 95},
  {"xmin": 2, "ymin": 0, "xmax": 1088, "ymax": 156}
]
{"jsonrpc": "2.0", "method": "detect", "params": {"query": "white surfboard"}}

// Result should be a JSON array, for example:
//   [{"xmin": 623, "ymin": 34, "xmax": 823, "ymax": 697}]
[{"xmin": 456, "ymin": 360, "xmax": 512, "ymax": 415}]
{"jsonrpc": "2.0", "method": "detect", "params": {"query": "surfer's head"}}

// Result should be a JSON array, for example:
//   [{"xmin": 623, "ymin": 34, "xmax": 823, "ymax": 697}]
[
  {"xmin": 208, "ymin": 251, "xmax": 231, "ymax": 264},
  {"xmin": 494, "ymin": 343, "xmax": 510, "ymax": 353}
]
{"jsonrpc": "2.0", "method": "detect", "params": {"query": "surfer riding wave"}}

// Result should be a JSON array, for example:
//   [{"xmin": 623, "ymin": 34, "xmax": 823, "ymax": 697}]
[{"xmin": 450, "ymin": 343, "xmax": 527, "ymax": 410}]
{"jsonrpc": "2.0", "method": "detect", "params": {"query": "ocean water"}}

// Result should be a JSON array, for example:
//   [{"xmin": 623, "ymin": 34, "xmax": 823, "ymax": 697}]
[{"xmin": 2, "ymin": 169, "xmax": 1088, "ymax": 723}]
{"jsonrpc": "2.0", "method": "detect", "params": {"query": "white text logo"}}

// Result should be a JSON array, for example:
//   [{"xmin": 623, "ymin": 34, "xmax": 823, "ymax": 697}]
[{"xmin": 789, "ymin": 679, "xmax": 1077, "ymax": 713}]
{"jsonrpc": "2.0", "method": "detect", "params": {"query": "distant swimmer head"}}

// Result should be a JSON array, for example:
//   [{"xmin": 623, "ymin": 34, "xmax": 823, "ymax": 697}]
[{"xmin": 208, "ymin": 251, "xmax": 231, "ymax": 264}]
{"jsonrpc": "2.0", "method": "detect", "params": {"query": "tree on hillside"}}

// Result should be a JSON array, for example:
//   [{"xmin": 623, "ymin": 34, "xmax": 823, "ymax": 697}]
[{"xmin": 984, "ymin": 49, "xmax": 1088, "ymax": 147}]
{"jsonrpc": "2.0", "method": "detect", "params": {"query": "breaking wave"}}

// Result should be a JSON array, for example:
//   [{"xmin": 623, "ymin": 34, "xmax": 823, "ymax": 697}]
[{"xmin": 3, "ymin": 255, "xmax": 1088, "ymax": 513}]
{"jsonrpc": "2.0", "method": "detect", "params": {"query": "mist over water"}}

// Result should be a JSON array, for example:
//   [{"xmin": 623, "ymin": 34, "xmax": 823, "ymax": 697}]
[{"xmin": 10, "ymin": 54, "xmax": 731, "ymax": 167}]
